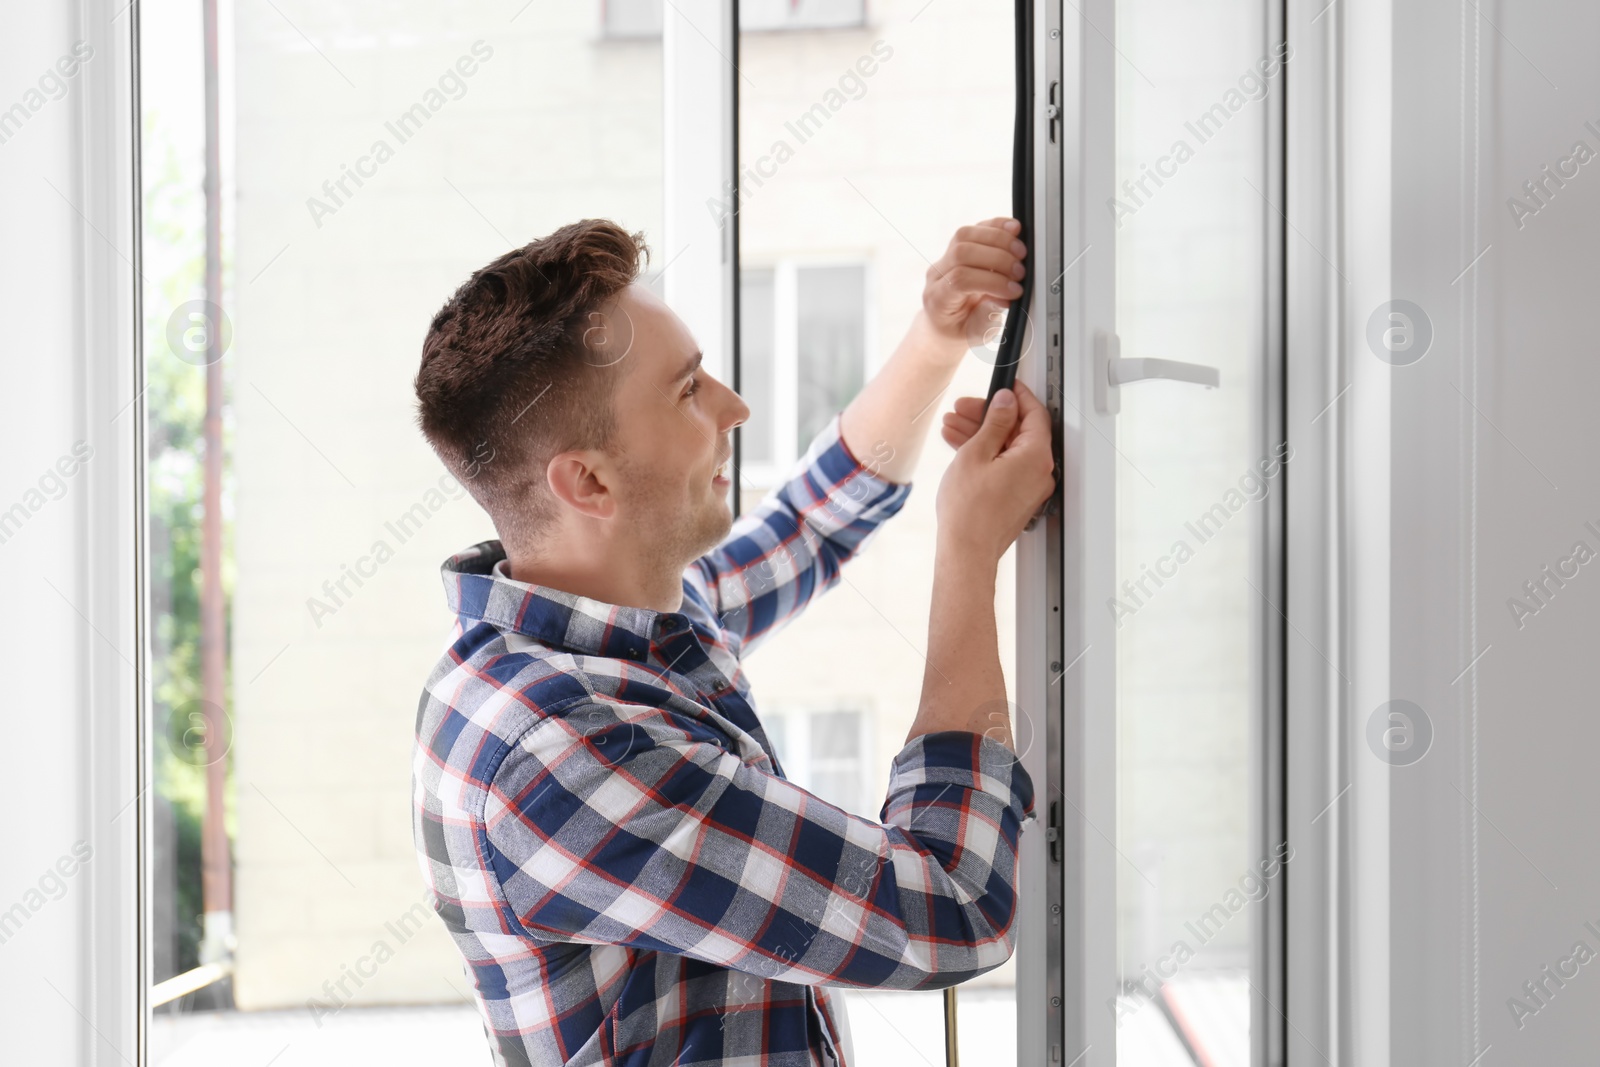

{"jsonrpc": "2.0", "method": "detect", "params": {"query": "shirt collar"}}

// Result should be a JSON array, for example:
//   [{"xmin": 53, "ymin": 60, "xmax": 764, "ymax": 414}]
[{"xmin": 440, "ymin": 540, "xmax": 694, "ymax": 662}]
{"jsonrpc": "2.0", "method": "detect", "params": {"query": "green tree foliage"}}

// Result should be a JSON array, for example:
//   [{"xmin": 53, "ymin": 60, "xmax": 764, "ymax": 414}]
[{"xmin": 144, "ymin": 108, "xmax": 235, "ymax": 987}]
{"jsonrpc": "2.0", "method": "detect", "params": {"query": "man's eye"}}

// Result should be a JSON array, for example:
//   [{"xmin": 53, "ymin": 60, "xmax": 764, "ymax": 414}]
[{"xmin": 683, "ymin": 376, "xmax": 700, "ymax": 398}]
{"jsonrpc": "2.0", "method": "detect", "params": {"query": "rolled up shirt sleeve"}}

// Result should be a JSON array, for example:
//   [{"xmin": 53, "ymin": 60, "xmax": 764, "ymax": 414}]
[
  {"xmin": 689, "ymin": 414, "xmax": 911, "ymax": 657},
  {"xmin": 484, "ymin": 698, "xmax": 1035, "ymax": 991}
]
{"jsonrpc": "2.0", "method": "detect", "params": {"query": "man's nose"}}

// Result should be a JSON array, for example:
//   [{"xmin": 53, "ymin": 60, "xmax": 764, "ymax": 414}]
[{"xmin": 719, "ymin": 378, "xmax": 750, "ymax": 432}]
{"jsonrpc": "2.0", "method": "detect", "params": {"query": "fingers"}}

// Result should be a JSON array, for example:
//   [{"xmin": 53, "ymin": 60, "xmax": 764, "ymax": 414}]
[
  {"xmin": 941, "ymin": 415, "xmax": 978, "ymax": 450},
  {"xmin": 950, "ymin": 395, "xmax": 986, "ymax": 421},
  {"xmin": 931, "ymin": 241, "xmax": 1025, "ymax": 280},
  {"xmin": 967, "ymin": 388, "xmax": 1020, "ymax": 459},
  {"xmin": 998, "ymin": 383, "xmax": 1049, "ymax": 447},
  {"xmin": 1013, "ymin": 379, "xmax": 1047, "ymax": 420},
  {"xmin": 932, "ymin": 221, "xmax": 1028, "ymax": 294},
  {"xmin": 920, "ymin": 219, "xmax": 1028, "ymax": 336},
  {"xmin": 929, "ymin": 264, "xmax": 1023, "ymax": 305},
  {"xmin": 945, "ymin": 386, "xmax": 1047, "ymax": 452},
  {"xmin": 944, "ymin": 391, "xmax": 1021, "ymax": 450},
  {"xmin": 998, "ymin": 383, "xmax": 1055, "ymax": 486},
  {"xmin": 954, "ymin": 219, "xmax": 1026, "ymax": 255},
  {"xmin": 933, "ymin": 228, "xmax": 1027, "ymax": 284}
]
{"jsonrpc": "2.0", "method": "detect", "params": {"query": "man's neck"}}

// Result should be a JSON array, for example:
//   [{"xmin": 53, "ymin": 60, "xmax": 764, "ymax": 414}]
[{"xmin": 504, "ymin": 539, "xmax": 684, "ymax": 614}]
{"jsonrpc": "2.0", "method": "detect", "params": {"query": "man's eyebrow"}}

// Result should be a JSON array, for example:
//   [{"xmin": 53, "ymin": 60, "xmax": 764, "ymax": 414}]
[{"xmin": 669, "ymin": 351, "xmax": 703, "ymax": 383}]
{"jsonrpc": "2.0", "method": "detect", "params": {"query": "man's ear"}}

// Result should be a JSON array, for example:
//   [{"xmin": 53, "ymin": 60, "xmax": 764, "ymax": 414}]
[{"xmin": 545, "ymin": 450, "xmax": 616, "ymax": 520}]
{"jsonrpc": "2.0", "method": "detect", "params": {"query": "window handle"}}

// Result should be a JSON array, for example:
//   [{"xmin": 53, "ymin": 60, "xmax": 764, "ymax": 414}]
[{"xmin": 1093, "ymin": 330, "xmax": 1221, "ymax": 413}]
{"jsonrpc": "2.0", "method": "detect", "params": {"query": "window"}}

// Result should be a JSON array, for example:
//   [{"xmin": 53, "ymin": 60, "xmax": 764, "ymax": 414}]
[
  {"xmin": 738, "ymin": 262, "xmax": 869, "ymax": 485},
  {"xmin": 1110, "ymin": 0, "xmax": 1277, "ymax": 1061},
  {"xmin": 762, "ymin": 708, "xmax": 874, "ymax": 817},
  {"xmin": 741, "ymin": 0, "xmax": 866, "ymax": 31},
  {"xmin": 603, "ymin": 0, "xmax": 866, "ymax": 38},
  {"xmin": 137, "ymin": 1, "xmax": 1017, "ymax": 1063},
  {"xmin": 730, "ymin": 12, "xmax": 1021, "ymax": 1059},
  {"xmin": 601, "ymin": 0, "xmax": 663, "ymax": 38}
]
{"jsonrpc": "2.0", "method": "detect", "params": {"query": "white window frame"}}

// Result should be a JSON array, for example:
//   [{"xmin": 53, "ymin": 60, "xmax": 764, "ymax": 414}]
[
  {"xmin": 6, "ymin": 0, "xmax": 145, "ymax": 1060},
  {"xmin": 739, "ymin": 256, "xmax": 877, "ymax": 487}
]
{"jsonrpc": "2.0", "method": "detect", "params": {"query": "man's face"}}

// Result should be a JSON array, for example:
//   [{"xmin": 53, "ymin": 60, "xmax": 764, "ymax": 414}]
[{"xmin": 594, "ymin": 282, "xmax": 749, "ymax": 567}]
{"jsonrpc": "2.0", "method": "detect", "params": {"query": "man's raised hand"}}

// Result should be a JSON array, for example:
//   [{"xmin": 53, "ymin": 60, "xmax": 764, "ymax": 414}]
[{"xmin": 921, "ymin": 217, "xmax": 1028, "ymax": 345}]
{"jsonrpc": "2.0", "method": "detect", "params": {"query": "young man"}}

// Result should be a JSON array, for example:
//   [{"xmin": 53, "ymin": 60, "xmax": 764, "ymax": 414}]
[{"xmin": 412, "ymin": 217, "xmax": 1054, "ymax": 1066}]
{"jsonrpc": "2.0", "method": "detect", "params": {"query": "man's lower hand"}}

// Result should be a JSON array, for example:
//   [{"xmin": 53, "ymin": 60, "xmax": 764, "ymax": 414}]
[{"xmin": 933, "ymin": 382, "xmax": 1055, "ymax": 565}]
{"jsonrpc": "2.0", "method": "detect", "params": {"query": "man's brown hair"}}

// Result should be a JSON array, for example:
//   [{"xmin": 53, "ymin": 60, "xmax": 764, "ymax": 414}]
[{"xmin": 415, "ymin": 219, "xmax": 649, "ymax": 544}]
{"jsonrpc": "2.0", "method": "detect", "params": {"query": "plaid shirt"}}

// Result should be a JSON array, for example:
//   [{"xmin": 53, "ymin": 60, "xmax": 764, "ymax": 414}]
[{"xmin": 412, "ymin": 417, "xmax": 1035, "ymax": 1066}]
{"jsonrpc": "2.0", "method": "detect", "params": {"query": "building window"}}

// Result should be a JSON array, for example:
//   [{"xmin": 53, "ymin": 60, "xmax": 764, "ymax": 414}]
[
  {"xmin": 741, "ymin": 0, "xmax": 866, "ymax": 31},
  {"xmin": 602, "ymin": 0, "xmax": 866, "ymax": 39},
  {"xmin": 739, "ymin": 261, "xmax": 869, "ymax": 483},
  {"xmin": 763, "ymin": 707, "xmax": 873, "ymax": 816},
  {"xmin": 601, "ymin": 0, "xmax": 663, "ymax": 38}
]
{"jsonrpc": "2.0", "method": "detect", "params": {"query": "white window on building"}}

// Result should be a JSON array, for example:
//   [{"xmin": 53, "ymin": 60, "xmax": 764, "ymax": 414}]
[
  {"xmin": 601, "ymin": 0, "xmax": 663, "ymax": 38},
  {"xmin": 739, "ymin": 262, "xmax": 870, "ymax": 484},
  {"xmin": 740, "ymin": 0, "xmax": 866, "ymax": 31},
  {"xmin": 602, "ymin": 0, "xmax": 866, "ymax": 39},
  {"xmin": 762, "ymin": 707, "xmax": 873, "ymax": 817}
]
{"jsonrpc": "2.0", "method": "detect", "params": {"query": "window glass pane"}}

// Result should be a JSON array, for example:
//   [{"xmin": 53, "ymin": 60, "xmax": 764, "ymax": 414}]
[
  {"xmin": 142, "ymin": 1, "xmax": 1021, "ymax": 1063},
  {"xmin": 809, "ymin": 770, "xmax": 863, "ymax": 815},
  {"xmin": 736, "ymin": 6, "xmax": 1018, "ymax": 1061},
  {"xmin": 141, "ymin": 1, "xmax": 664, "ymax": 1058},
  {"xmin": 809, "ymin": 710, "xmax": 865, "ymax": 818},
  {"xmin": 764, "ymin": 708, "xmax": 789, "ymax": 762},
  {"xmin": 1114, "ymin": 0, "xmax": 1271, "ymax": 1062},
  {"xmin": 740, "ymin": 268, "xmax": 777, "ymax": 466},
  {"xmin": 794, "ymin": 264, "xmax": 865, "ymax": 456},
  {"xmin": 809, "ymin": 708, "xmax": 860, "ymax": 760}
]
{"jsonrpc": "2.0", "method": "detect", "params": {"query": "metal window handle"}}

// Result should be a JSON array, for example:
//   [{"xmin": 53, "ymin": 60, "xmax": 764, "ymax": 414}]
[{"xmin": 1094, "ymin": 330, "xmax": 1221, "ymax": 413}]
